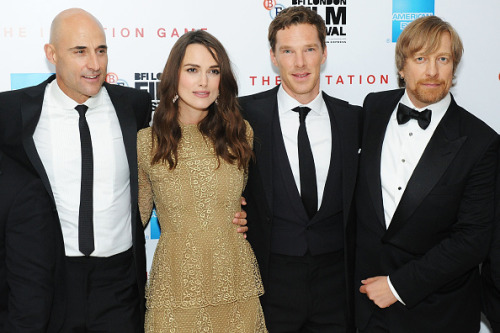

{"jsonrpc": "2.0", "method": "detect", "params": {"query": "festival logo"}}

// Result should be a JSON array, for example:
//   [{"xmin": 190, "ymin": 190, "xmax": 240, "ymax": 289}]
[
  {"xmin": 392, "ymin": 0, "xmax": 434, "ymax": 42},
  {"xmin": 264, "ymin": 0, "xmax": 348, "ymax": 44},
  {"xmin": 134, "ymin": 72, "xmax": 161, "ymax": 109},
  {"xmin": 105, "ymin": 72, "xmax": 129, "ymax": 87}
]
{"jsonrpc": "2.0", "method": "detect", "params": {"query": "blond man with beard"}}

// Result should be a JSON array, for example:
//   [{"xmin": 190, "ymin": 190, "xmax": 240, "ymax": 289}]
[{"xmin": 355, "ymin": 16, "xmax": 499, "ymax": 333}]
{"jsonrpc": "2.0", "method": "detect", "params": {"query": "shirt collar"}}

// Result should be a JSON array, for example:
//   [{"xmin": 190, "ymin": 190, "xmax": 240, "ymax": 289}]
[
  {"xmin": 277, "ymin": 85, "xmax": 325, "ymax": 116},
  {"xmin": 47, "ymin": 79, "xmax": 105, "ymax": 110},
  {"xmin": 400, "ymin": 90, "xmax": 451, "ymax": 119}
]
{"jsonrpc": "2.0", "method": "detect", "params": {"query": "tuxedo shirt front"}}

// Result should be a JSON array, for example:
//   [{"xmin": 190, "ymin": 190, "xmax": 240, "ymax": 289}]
[
  {"xmin": 381, "ymin": 91, "xmax": 450, "ymax": 303},
  {"xmin": 381, "ymin": 92, "xmax": 450, "ymax": 228}
]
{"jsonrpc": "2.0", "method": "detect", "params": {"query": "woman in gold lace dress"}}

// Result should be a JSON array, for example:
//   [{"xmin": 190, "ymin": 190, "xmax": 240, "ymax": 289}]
[{"xmin": 137, "ymin": 30, "xmax": 267, "ymax": 332}]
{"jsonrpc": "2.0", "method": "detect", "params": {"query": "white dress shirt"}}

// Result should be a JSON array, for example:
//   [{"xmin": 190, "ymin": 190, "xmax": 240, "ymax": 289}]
[
  {"xmin": 277, "ymin": 86, "xmax": 332, "ymax": 209},
  {"xmin": 381, "ymin": 90, "xmax": 451, "ymax": 304},
  {"xmin": 33, "ymin": 80, "xmax": 132, "ymax": 257}
]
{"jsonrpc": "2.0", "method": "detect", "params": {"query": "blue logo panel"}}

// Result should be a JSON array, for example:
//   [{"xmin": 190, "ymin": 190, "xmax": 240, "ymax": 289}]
[
  {"xmin": 150, "ymin": 208, "xmax": 161, "ymax": 240},
  {"xmin": 392, "ymin": 0, "xmax": 434, "ymax": 42},
  {"xmin": 10, "ymin": 73, "xmax": 53, "ymax": 90}
]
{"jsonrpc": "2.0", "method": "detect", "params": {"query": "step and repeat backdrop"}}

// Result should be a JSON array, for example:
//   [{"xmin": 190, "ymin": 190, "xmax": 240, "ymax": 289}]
[{"xmin": 2, "ymin": 0, "xmax": 499, "ymax": 331}]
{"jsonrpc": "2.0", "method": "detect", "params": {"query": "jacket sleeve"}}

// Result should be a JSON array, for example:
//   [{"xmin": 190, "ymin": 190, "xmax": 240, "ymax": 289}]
[{"xmin": 6, "ymin": 179, "xmax": 56, "ymax": 332}]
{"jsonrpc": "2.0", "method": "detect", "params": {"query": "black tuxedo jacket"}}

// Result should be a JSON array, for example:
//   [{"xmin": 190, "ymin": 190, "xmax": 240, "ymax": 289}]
[
  {"xmin": 0, "ymin": 151, "xmax": 58, "ymax": 332},
  {"xmin": 0, "ymin": 75, "xmax": 152, "ymax": 331},
  {"xmin": 239, "ymin": 86, "xmax": 363, "ymax": 324},
  {"xmin": 481, "ymin": 145, "xmax": 500, "ymax": 333},
  {"xmin": 355, "ymin": 89, "xmax": 499, "ymax": 332}
]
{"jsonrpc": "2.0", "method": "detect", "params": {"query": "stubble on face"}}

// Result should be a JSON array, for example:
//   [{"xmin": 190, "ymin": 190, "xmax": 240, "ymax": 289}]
[{"xmin": 401, "ymin": 32, "xmax": 454, "ymax": 109}]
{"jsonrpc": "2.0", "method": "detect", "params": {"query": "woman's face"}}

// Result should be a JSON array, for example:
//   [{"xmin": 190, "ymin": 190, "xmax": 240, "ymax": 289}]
[{"xmin": 177, "ymin": 43, "xmax": 220, "ymax": 120}]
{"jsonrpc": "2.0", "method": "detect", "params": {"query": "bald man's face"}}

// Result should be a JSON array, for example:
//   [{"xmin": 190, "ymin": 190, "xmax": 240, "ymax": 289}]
[{"xmin": 45, "ymin": 14, "xmax": 107, "ymax": 104}]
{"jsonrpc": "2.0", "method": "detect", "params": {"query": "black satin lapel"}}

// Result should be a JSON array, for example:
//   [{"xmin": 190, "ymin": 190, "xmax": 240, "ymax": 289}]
[
  {"xmin": 363, "ymin": 104, "xmax": 395, "ymax": 228},
  {"xmin": 272, "ymin": 112, "xmax": 309, "ymax": 220},
  {"xmin": 384, "ymin": 106, "xmax": 466, "ymax": 240},
  {"xmin": 21, "ymin": 83, "xmax": 55, "ymax": 203}
]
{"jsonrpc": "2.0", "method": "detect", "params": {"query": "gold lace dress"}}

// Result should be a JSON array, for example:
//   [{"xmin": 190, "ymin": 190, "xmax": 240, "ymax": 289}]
[{"xmin": 137, "ymin": 123, "xmax": 266, "ymax": 333}]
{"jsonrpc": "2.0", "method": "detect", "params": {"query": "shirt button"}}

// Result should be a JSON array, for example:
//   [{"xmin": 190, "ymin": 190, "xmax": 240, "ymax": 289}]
[
  {"xmin": 409, "ymin": 132, "xmax": 413, "ymax": 137},
  {"xmin": 398, "ymin": 186, "xmax": 402, "ymax": 190},
  {"xmin": 402, "ymin": 159, "xmax": 406, "ymax": 163}
]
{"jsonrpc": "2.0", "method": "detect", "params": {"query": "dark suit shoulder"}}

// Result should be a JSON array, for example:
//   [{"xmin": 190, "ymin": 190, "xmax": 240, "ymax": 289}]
[
  {"xmin": 104, "ymin": 83, "xmax": 152, "ymax": 107},
  {"xmin": 105, "ymin": 82, "xmax": 149, "ymax": 97},
  {"xmin": 453, "ymin": 102, "xmax": 498, "ymax": 140},
  {"xmin": 239, "ymin": 86, "xmax": 279, "ymax": 105},
  {"xmin": 0, "ymin": 75, "xmax": 53, "ymax": 100},
  {"xmin": 322, "ymin": 91, "xmax": 362, "ymax": 113},
  {"xmin": 363, "ymin": 88, "xmax": 404, "ymax": 108},
  {"xmin": 238, "ymin": 87, "xmax": 279, "ymax": 123},
  {"xmin": 105, "ymin": 83, "xmax": 152, "ymax": 129},
  {"xmin": 0, "ymin": 86, "xmax": 28, "ymax": 100}
]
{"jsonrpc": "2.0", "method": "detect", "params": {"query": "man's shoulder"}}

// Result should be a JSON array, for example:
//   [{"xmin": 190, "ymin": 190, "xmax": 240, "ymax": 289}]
[
  {"xmin": 239, "ymin": 86, "xmax": 279, "ymax": 105},
  {"xmin": 105, "ymin": 83, "xmax": 150, "ymax": 99},
  {"xmin": 322, "ymin": 91, "xmax": 362, "ymax": 113},
  {"xmin": 0, "ymin": 83, "xmax": 43, "ymax": 102},
  {"xmin": 0, "ymin": 74, "xmax": 53, "ymax": 104},
  {"xmin": 452, "ymin": 99, "xmax": 498, "ymax": 140},
  {"xmin": 364, "ymin": 88, "xmax": 404, "ymax": 105}
]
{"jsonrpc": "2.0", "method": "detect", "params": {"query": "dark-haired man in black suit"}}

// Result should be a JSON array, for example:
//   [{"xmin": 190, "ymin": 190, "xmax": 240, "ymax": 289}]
[
  {"xmin": 355, "ymin": 16, "xmax": 499, "ymax": 333},
  {"xmin": 240, "ymin": 6, "xmax": 362, "ymax": 332},
  {"xmin": 0, "ymin": 150, "xmax": 59, "ymax": 332}
]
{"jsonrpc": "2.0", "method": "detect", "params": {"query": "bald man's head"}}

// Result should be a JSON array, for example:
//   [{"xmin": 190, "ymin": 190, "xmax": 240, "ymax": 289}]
[{"xmin": 44, "ymin": 8, "xmax": 108, "ymax": 104}]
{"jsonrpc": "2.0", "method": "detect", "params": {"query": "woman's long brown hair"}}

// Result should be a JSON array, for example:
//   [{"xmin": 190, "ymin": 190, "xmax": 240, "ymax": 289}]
[{"xmin": 151, "ymin": 30, "xmax": 253, "ymax": 170}]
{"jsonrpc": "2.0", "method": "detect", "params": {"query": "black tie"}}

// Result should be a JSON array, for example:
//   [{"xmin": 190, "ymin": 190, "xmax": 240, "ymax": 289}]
[
  {"xmin": 292, "ymin": 106, "xmax": 317, "ymax": 219},
  {"xmin": 396, "ymin": 103, "xmax": 432, "ymax": 130},
  {"xmin": 75, "ymin": 104, "xmax": 94, "ymax": 256}
]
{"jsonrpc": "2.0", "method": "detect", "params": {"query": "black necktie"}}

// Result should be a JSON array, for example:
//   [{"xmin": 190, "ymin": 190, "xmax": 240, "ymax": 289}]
[
  {"xmin": 292, "ymin": 106, "xmax": 317, "ymax": 219},
  {"xmin": 396, "ymin": 103, "xmax": 432, "ymax": 130},
  {"xmin": 75, "ymin": 104, "xmax": 94, "ymax": 256}
]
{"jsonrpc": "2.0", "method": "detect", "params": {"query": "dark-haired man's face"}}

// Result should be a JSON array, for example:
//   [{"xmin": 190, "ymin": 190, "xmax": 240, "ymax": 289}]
[{"xmin": 271, "ymin": 23, "xmax": 326, "ymax": 105}]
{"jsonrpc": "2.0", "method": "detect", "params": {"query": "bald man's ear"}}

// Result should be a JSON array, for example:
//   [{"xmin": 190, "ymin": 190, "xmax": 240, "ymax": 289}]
[{"xmin": 44, "ymin": 44, "xmax": 57, "ymax": 65}]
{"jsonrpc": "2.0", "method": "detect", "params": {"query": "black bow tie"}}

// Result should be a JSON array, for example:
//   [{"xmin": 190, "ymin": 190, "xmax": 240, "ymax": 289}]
[{"xmin": 396, "ymin": 103, "xmax": 432, "ymax": 130}]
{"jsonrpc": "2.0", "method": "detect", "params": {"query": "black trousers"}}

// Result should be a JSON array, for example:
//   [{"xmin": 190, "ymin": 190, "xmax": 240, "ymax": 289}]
[
  {"xmin": 61, "ymin": 248, "xmax": 142, "ymax": 333},
  {"xmin": 358, "ymin": 308, "xmax": 389, "ymax": 333},
  {"xmin": 262, "ymin": 250, "xmax": 347, "ymax": 333}
]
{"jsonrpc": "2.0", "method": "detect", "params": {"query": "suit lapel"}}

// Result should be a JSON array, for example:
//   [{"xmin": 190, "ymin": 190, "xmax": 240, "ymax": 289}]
[
  {"xmin": 249, "ymin": 89, "xmax": 278, "ymax": 211},
  {"xmin": 320, "ymin": 94, "xmax": 366, "ymax": 226},
  {"xmin": 364, "ymin": 91, "xmax": 403, "ymax": 227},
  {"xmin": 316, "ymin": 96, "xmax": 347, "ymax": 223},
  {"xmin": 272, "ymin": 110, "xmax": 310, "ymax": 220},
  {"xmin": 21, "ymin": 76, "xmax": 56, "ymax": 203},
  {"xmin": 384, "ymin": 97, "xmax": 466, "ymax": 240}
]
